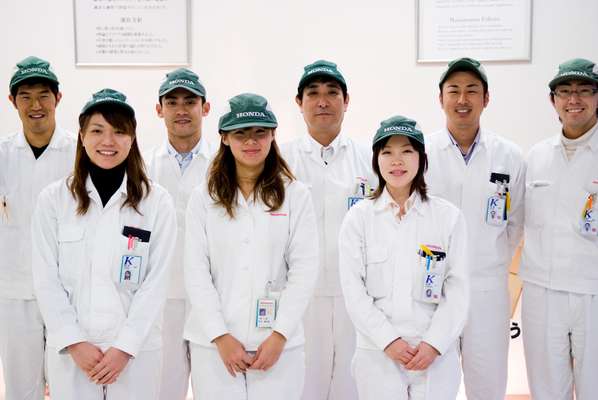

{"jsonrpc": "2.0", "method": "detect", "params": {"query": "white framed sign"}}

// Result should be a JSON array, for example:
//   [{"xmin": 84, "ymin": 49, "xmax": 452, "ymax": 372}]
[
  {"xmin": 74, "ymin": 0, "xmax": 190, "ymax": 66},
  {"xmin": 417, "ymin": 0, "xmax": 532, "ymax": 63}
]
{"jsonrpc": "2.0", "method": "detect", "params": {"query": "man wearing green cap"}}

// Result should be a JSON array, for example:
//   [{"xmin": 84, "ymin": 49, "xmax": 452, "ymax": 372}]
[
  {"xmin": 144, "ymin": 67, "xmax": 213, "ymax": 400},
  {"xmin": 520, "ymin": 58, "xmax": 598, "ymax": 400},
  {"xmin": 281, "ymin": 60, "xmax": 376, "ymax": 400},
  {"xmin": 0, "ymin": 56, "xmax": 76, "ymax": 399},
  {"xmin": 425, "ymin": 57, "xmax": 525, "ymax": 400}
]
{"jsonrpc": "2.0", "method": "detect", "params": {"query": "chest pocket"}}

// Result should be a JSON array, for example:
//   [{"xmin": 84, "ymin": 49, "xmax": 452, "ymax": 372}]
[
  {"xmin": 525, "ymin": 180, "xmax": 554, "ymax": 228},
  {"xmin": 116, "ymin": 235, "xmax": 150, "ymax": 291},
  {"xmin": 364, "ymin": 246, "xmax": 390, "ymax": 299},
  {"xmin": 58, "ymin": 225, "xmax": 86, "ymax": 281}
]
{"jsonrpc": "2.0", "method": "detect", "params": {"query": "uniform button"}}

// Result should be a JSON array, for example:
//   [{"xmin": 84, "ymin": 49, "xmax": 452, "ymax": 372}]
[{"xmin": 242, "ymin": 237, "xmax": 250, "ymax": 244}]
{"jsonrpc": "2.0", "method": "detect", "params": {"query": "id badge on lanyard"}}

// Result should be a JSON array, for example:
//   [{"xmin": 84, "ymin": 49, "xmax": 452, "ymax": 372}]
[
  {"xmin": 417, "ymin": 244, "xmax": 447, "ymax": 304},
  {"xmin": 120, "ymin": 235, "xmax": 142, "ymax": 284},
  {"xmin": 580, "ymin": 193, "xmax": 598, "ymax": 236},
  {"xmin": 256, "ymin": 281, "xmax": 279, "ymax": 328},
  {"xmin": 347, "ymin": 177, "xmax": 373, "ymax": 209},
  {"xmin": 486, "ymin": 180, "xmax": 510, "ymax": 227}
]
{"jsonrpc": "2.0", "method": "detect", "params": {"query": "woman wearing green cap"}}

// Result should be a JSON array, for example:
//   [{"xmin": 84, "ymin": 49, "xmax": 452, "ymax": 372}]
[
  {"xmin": 184, "ymin": 93, "xmax": 318, "ymax": 399},
  {"xmin": 30, "ymin": 88, "xmax": 176, "ymax": 399},
  {"xmin": 338, "ymin": 116, "xmax": 469, "ymax": 400}
]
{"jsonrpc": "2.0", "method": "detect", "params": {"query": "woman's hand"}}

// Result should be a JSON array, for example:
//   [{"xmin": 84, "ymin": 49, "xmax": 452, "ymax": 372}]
[
  {"xmin": 213, "ymin": 334, "xmax": 255, "ymax": 377},
  {"xmin": 404, "ymin": 341, "xmax": 440, "ymax": 370},
  {"xmin": 249, "ymin": 331, "xmax": 286, "ymax": 371},
  {"xmin": 67, "ymin": 342, "xmax": 104, "ymax": 374},
  {"xmin": 88, "ymin": 347, "xmax": 131, "ymax": 384},
  {"xmin": 384, "ymin": 338, "xmax": 417, "ymax": 365}
]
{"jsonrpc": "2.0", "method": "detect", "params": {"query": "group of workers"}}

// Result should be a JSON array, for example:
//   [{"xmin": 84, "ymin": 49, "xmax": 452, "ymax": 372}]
[{"xmin": 0, "ymin": 54, "xmax": 596, "ymax": 400}]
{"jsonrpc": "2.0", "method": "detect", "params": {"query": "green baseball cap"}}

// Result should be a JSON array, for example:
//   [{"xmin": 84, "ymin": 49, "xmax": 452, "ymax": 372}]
[
  {"xmin": 80, "ymin": 88, "xmax": 135, "ymax": 117},
  {"xmin": 439, "ymin": 57, "xmax": 488, "ymax": 89},
  {"xmin": 159, "ymin": 68, "xmax": 206, "ymax": 98},
  {"xmin": 298, "ymin": 59, "xmax": 347, "ymax": 93},
  {"xmin": 218, "ymin": 93, "xmax": 277, "ymax": 132},
  {"xmin": 9, "ymin": 56, "xmax": 59, "ymax": 92},
  {"xmin": 373, "ymin": 115, "xmax": 425, "ymax": 147},
  {"xmin": 549, "ymin": 58, "xmax": 598, "ymax": 90}
]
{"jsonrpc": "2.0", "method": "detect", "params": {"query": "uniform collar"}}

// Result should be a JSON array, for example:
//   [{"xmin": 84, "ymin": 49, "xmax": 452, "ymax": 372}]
[
  {"xmin": 439, "ymin": 126, "xmax": 487, "ymax": 150},
  {"xmin": 85, "ymin": 172, "xmax": 128, "ymax": 206},
  {"xmin": 300, "ymin": 131, "xmax": 348, "ymax": 153},
  {"xmin": 552, "ymin": 121, "xmax": 598, "ymax": 153},
  {"xmin": 373, "ymin": 186, "xmax": 424, "ymax": 217},
  {"xmin": 15, "ymin": 126, "xmax": 72, "ymax": 150},
  {"xmin": 162, "ymin": 136, "xmax": 211, "ymax": 159}
]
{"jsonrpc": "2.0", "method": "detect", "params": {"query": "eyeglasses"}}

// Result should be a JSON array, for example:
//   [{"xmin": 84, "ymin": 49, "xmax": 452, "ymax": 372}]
[{"xmin": 552, "ymin": 87, "xmax": 598, "ymax": 99}]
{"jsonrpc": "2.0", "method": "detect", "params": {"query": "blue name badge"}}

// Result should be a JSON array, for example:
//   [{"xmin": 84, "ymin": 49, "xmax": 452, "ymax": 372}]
[
  {"xmin": 120, "ymin": 255, "xmax": 142, "ymax": 284},
  {"xmin": 347, "ymin": 196, "xmax": 364, "ymax": 210}
]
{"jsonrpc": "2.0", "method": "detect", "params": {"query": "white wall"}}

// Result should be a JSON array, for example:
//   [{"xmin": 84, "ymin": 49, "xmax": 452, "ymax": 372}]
[{"xmin": 1, "ymin": 0, "xmax": 597, "ymax": 152}]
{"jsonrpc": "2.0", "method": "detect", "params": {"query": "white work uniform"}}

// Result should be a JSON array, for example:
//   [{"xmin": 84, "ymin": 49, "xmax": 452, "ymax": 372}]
[
  {"xmin": 281, "ymin": 133, "xmax": 376, "ymax": 400},
  {"xmin": 520, "ymin": 122, "xmax": 598, "ymax": 400},
  {"xmin": 338, "ymin": 189, "xmax": 469, "ymax": 400},
  {"xmin": 31, "ymin": 176, "xmax": 176, "ymax": 400},
  {"xmin": 184, "ymin": 180, "xmax": 319, "ymax": 400},
  {"xmin": 144, "ymin": 138, "xmax": 213, "ymax": 400},
  {"xmin": 0, "ymin": 127, "xmax": 75, "ymax": 400},
  {"xmin": 425, "ymin": 128, "xmax": 525, "ymax": 400}
]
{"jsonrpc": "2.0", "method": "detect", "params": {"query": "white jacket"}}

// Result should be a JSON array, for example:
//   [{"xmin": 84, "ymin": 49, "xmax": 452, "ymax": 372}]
[
  {"xmin": 0, "ymin": 127, "xmax": 76, "ymax": 299},
  {"xmin": 425, "ymin": 128, "xmax": 525, "ymax": 290},
  {"xmin": 144, "ymin": 138, "xmax": 214, "ymax": 299},
  {"xmin": 184, "ymin": 180, "xmax": 319, "ymax": 351},
  {"xmin": 338, "ymin": 190, "xmax": 469, "ymax": 355},
  {"xmin": 281, "ymin": 134, "xmax": 376, "ymax": 296},
  {"xmin": 521, "ymin": 123, "xmax": 598, "ymax": 295},
  {"xmin": 31, "ymin": 176, "xmax": 177, "ymax": 356}
]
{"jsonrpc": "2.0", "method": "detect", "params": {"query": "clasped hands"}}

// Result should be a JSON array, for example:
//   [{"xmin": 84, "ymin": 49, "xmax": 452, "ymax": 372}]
[
  {"xmin": 67, "ymin": 342, "xmax": 131, "ymax": 385},
  {"xmin": 384, "ymin": 338, "xmax": 440, "ymax": 370}
]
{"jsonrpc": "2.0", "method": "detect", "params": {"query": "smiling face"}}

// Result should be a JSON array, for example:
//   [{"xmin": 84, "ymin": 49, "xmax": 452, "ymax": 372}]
[
  {"xmin": 551, "ymin": 80, "xmax": 598, "ymax": 139},
  {"xmin": 222, "ymin": 126, "xmax": 274, "ymax": 171},
  {"xmin": 10, "ymin": 82, "xmax": 61, "ymax": 137},
  {"xmin": 296, "ymin": 80, "xmax": 349, "ymax": 140},
  {"xmin": 440, "ymin": 70, "xmax": 489, "ymax": 134},
  {"xmin": 156, "ymin": 88, "xmax": 210, "ymax": 142},
  {"xmin": 378, "ymin": 135, "xmax": 420, "ymax": 198},
  {"xmin": 81, "ymin": 113, "xmax": 134, "ymax": 170}
]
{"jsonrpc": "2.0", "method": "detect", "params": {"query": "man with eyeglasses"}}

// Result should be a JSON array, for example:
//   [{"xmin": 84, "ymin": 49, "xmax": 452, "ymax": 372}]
[
  {"xmin": 520, "ymin": 58, "xmax": 598, "ymax": 400},
  {"xmin": 425, "ymin": 57, "xmax": 525, "ymax": 400}
]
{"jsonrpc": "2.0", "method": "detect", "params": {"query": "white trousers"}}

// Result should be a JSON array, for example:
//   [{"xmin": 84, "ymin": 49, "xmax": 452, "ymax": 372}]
[
  {"xmin": 190, "ymin": 344, "xmax": 305, "ymax": 400},
  {"xmin": 0, "ymin": 299, "xmax": 45, "ymax": 400},
  {"xmin": 460, "ymin": 285, "xmax": 510, "ymax": 400},
  {"xmin": 158, "ymin": 299, "xmax": 190, "ymax": 400},
  {"xmin": 302, "ymin": 295, "xmax": 358, "ymax": 400},
  {"xmin": 46, "ymin": 347, "xmax": 161, "ymax": 400},
  {"xmin": 351, "ymin": 343, "xmax": 460, "ymax": 400},
  {"xmin": 522, "ymin": 282, "xmax": 598, "ymax": 400}
]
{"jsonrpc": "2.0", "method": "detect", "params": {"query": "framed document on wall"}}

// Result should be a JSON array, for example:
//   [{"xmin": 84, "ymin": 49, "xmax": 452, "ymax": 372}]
[
  {"xmin": 74, "ymin": 0, "xmax": 190, "ymax": 66},
  {"xmin": 417, "ymin": 0, "xmax": 532, "ymax": 63}
]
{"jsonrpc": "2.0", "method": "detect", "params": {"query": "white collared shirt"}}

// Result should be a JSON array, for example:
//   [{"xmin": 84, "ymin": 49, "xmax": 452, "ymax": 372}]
[
  {"xmin": 521, "ymin": 122, "xmax": 598, "ymax": 294},
  {"xmin": 144, "ymin": 138, "xmax": 215, "ymax": 299},
  {"xmin": 338, "ymin": 189, "xmax": 469, "ymax": 354},
  {"xmin": 425, "ymin": 127, "xmax": 525, "ymax": 290},
  {"xmin": 31, "ymin": 175, "xmax": 177, "ymax": 356},
  {"xmin": 0, "ymin": 127, "xmax": 76, "ymax": 299},
  {"xmin": 183, "ymin": 180, "xmax": 319, "ymax": 351},
  {"xmin": 281, "ymin": 133, "xmax": 377, "ymax": 296}
]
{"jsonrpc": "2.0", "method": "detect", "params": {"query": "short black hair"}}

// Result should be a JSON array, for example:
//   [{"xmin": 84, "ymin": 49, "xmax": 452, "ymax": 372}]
[
  {"xmin": 11, "ymin": 77, "xmax": 59, "ymax": 99},
  {"xmin": 296, "ymin": 76, "xmax": 348, "ymax": 101},
  {"xmin": 370, "ymin": 135, "xmax": 429, "ymax": 202}
]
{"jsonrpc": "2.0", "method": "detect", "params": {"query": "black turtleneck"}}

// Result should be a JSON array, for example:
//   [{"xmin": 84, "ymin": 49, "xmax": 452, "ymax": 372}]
[{"xmin": 88, "ymin": 162, "xmax": 126, "ymax": 207}]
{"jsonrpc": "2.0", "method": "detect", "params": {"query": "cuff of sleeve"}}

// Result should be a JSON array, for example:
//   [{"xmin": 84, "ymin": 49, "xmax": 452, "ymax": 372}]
[
  {"xmin": 54, "ymin": 324, "xmax": 87, "ymax": 354},
  {"xmin": 371, "ymin": 324, "xmax": 401, "ymax": 351},
  {"xmin": 205, "ymin": 321, "xmax": 230, "ymax": 344},
  {"xmin": 114, "ymin": 327, "xmax": 142, "ymax": 358},
  {"xmin": 422, "ymin": 331, "xmax": 452, "ymax": 355}
]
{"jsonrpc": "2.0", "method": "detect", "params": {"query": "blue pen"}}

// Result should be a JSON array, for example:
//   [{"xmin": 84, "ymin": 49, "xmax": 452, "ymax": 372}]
[{"xmin": 426, "ymin": 256, "xmax": 431, "ymax": 272}]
